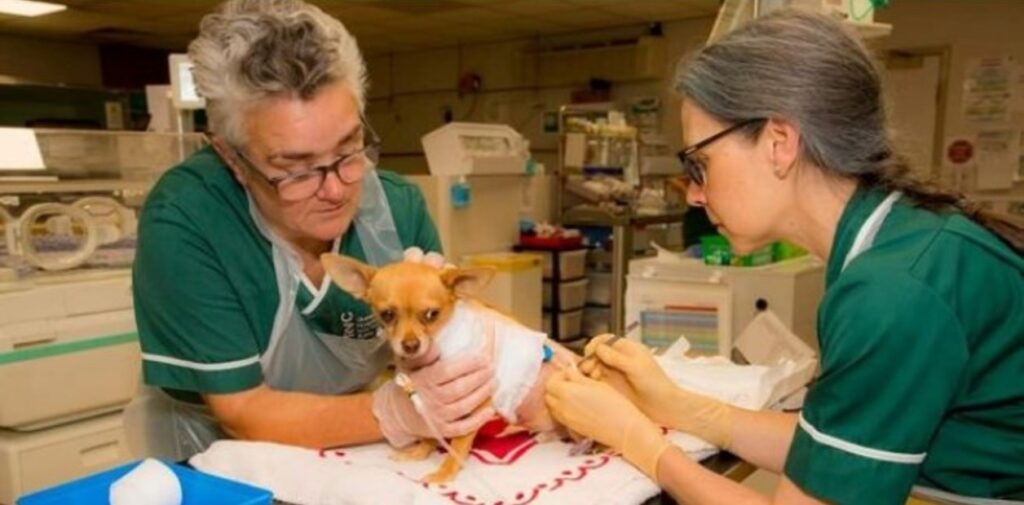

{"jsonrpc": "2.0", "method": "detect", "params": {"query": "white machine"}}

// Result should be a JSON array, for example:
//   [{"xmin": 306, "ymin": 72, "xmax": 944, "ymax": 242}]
[
  {"xmin": 421, "ymin": 122, "xmax": 530, "ymax": 177},
  {"xmin": 625, "ymin": 255, "xmax": 825, "ymax": 355},
  {"xmin": 415, "ymin": 122, "xmax": 543, "ymax": 329},
  {"xmin": 168, "ymin": 53, "xmax": 205, "ymax": 111},
  {"xmin": 417, "ymin": 122, "xmax": 533, "ymax": 258},
  {"xmin": 0, "ymin": 128, "xmax": 202, "ymax": 504}
]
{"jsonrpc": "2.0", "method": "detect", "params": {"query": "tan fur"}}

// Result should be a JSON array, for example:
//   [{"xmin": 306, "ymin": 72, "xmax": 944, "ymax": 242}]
[{"xmin": 322, "ymin": 253, "xmax": 579, "ymax": 483}]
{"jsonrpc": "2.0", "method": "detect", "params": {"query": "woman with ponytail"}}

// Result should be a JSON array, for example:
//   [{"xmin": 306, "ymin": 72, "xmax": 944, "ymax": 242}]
[{"xmin": 546, "ymin": 9, "xmax": 1024, "ymax": 505}]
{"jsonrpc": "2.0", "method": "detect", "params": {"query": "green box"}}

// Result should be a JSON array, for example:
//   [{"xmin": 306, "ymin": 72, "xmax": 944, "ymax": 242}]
[
  {"xmin": 701, "ymin": 235, "xmax": 776, "ymax": 267},
  {"xmin": 700, "ymin": 235, "xmax": 733, "ymax": 266}
]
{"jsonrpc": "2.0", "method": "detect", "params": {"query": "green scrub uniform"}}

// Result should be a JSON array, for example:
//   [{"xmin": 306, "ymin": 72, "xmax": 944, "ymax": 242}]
[
  {"xmin": 783, "ymin": 188, "xmax": 1024, "ymax": 504},
  {"xmin": 133, "ymin": 146, "xmax": 441, "ymax": 402}
]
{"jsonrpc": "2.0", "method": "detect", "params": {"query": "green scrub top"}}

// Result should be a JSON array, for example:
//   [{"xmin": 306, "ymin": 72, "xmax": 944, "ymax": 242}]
[
  {"xmin": 132, "ymin": 146, "xmax": 441, "ymax": 403},
  {"xmin": 783, "ymin": 187, "xmax": 1024, "ymax": 504}
]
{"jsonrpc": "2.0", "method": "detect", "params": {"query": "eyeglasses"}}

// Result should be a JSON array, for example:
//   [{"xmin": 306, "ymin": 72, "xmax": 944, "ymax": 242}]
[
  {"xmin": 229, "ymin": 122, "xmax": 382, "ymax": 202},
  {"xmin": 677, "ymin": 118, "xmax": 765, "ymax": 186}
]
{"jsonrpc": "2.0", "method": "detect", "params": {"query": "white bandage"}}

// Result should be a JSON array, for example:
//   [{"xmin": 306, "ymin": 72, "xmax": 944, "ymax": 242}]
[{"xmin": 433, "ymin": 301, "xmax": 546, "ymax": 422}]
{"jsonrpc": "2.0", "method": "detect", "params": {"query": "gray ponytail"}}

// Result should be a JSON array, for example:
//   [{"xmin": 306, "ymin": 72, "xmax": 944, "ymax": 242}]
[{"xmin": 675, "ymin": 9, "xmax": 1024, "ymax": 254}]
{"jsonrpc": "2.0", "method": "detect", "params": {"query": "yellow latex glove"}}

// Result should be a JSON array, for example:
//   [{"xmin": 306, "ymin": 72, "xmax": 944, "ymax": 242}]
[
  {"xmin": 545, "ymin": 367, "xmax": 672, "ymax": 480},
  {"xmin": 580, "ymin": 334, "xmax": 733, "ymax": 449}
]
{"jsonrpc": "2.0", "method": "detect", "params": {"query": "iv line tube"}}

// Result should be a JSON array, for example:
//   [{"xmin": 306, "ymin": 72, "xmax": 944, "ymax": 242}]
[{"xmin": 395, "ymin": 373, "xmax": 507, "ymax": 502}]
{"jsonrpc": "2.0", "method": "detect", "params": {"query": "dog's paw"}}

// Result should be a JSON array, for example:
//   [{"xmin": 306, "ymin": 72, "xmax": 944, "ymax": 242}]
[
  {"xmin": 533, "ymin": 431, "xmax": 561, "ymax": 444},
  {"xmin": 422, "ymin": 469, "xmax": 456, "ymax": 485},
  {"xmin": 390, "ymin": 440, "xmax": 435, "ymax": 462}
]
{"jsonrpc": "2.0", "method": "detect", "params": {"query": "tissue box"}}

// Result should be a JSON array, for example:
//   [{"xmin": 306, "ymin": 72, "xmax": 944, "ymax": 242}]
[
  {"xmin": 732, "ymin": 311, "xmax": 818, "ymax": 407},
  {"xmin": 651, "ymin": 310, "xmax": 818, "ymax": 412},
  {"xmin": 17, "ymin": 460, "xmax": 272, "ymax": 505}
]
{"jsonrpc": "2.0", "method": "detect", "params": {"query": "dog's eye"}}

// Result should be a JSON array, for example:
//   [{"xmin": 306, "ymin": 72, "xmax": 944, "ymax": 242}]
[
  {"xmin": 379, "ymin": 309, "xmax": 395, "ymax": 323},
  {"xmin": 423, "ymin": 309, "xmax": 439, "ymax": 323}
]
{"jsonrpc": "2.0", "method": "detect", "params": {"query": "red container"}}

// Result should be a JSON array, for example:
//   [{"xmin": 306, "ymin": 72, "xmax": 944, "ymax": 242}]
[{"xmin": 518, "ymin": 234, "xmax": 583, "ymax": 250}]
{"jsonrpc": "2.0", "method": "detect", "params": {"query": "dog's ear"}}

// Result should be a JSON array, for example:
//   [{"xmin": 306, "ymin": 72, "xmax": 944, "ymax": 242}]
[
  {"xmin": 440, "ymin": 266, "xmax": 496, "ymax": 298},
  {"xmin": 321, "ymin": 253, "xmax": 376, "ymax": 299}
]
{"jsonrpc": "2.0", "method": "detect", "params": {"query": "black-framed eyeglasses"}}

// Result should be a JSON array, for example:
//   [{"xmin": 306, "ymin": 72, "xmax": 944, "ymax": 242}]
[
  {"xmin": 677, "ymin": 118, "xmax": 766, "ymax": 186},
  {"xmin": 229, "ymin": 121, "xmax": 382, "ymax": 202}
]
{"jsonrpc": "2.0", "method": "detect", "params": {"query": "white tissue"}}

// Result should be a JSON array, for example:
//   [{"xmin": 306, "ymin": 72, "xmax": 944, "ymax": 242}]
[
  {"xmin": 653, "ymin": 334, "xmax": 811, "ymax": 410},
  {"xmin": 109, "ymin": 458, "xmax": 183, "ymax": 505}
]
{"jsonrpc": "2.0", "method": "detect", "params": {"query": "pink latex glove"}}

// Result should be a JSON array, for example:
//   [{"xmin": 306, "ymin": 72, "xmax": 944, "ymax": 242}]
[{"xmin": 373, "ymin": 341, "xmax": 496, "ymax": 447}]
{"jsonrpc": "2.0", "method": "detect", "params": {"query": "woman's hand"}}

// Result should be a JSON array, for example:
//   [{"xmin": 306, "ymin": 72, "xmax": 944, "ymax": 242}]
[
  {"xmin": 582, "ymin": 335, "xmax": 734, "ymax": 448},
  {"xmin": 545, "ymin": 367, "xmax": 671, "ymax": 480}
]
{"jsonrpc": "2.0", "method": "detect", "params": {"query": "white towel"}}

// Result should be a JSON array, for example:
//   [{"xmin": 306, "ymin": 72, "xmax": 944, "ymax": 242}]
[{"xmin": 190, "ymin": 421, "xmax": 716, "ymax": 505}]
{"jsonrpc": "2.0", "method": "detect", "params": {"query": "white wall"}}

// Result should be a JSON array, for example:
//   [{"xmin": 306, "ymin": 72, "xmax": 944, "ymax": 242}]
[
  {"xmin": 876, "ymin": 0, "xmax": 1024, "ymax": 201},
  {"xmin": 364, "ymin": 1, "xmax": 1024, "ymax": 208},
  {"xmin": 364, "ymin": 16, "xmax": 716, "ymax": 176},
  {"xmin": 0, "ymin": 34, "xmax": 101, "ymax": 87}
]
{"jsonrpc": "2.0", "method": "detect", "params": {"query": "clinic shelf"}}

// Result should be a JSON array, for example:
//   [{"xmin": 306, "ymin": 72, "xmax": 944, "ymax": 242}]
[{"xmin": 560, "ymin": 207, "xmax": 685, "ymax": 336}]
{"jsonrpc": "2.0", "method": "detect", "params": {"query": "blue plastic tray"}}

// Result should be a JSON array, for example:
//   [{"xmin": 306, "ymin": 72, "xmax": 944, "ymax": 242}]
[{"xmin": 17, "ymin": 460, "xmax": 273, "ymax": 505}]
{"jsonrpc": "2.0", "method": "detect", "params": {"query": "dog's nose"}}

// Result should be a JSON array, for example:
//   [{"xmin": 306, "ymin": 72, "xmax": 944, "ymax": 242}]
[{"xmin": 401, "ymin": 340, "xmax": 420, "ymax": 354}]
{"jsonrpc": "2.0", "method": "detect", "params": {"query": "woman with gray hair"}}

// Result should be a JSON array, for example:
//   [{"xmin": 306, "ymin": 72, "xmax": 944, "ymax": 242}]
[
  {"xmin": 547, "ymin": 9, "xmax": 1024, "ymax": 505},
  {"xmin": 126, "ymin": 0, "xmax": 495, "ymax": 461}
]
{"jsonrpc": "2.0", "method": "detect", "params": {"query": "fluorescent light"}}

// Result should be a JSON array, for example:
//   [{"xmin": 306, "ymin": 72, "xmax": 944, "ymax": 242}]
[{"xmin": 0, "ymin": 0, "xmax": 66, "ymax": 17}]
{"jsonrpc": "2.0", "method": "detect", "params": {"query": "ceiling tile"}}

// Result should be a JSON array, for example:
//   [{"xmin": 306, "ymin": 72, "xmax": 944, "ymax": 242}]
[
  {"xmin": 0, "ymin": 0, "xmax": 718, "ymax": 55},
  {"xmin": 598, "ymin": 0, "xmax": 713, "ymax": 21},
  {"xmin": 551, "ymin": 8, "xmax": 635, "ymax": 28},
  {"xmin": 2, "ymin": 10, "xmax": 134, "ymax": 36},
  {"xmin": 325, "ymin": 4, "xmax": 413, "ymax": 24},
  {"xmin": 479, "ymin": 0, "xmax": 577, "ymax": 16},
  {"xmin": 470, "ymin": 16, "xmax": 573, "ymax": 35},
  {"xmin": 678, "ymin": 0, "xmax": 721, "ymax": 12},
  {"xmin": 78, "ymin": 1, "xmax": 205, "ymax": 20},
  {"xmin": 561, "ymin": 0, "xmax": 631, "ymax": 6},
  {"xmin": 424, "ymin": 6, "xmax": 507, "ymax": 25},
  {"xmin": 134, "ymin": 12, "xmax": 204, "ymax": 36}
]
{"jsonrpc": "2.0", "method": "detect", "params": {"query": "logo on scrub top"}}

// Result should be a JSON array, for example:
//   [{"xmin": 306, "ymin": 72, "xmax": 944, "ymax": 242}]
[{"xmin": 339, "ymin": 312, "xmax": 379, "ymax": 340}]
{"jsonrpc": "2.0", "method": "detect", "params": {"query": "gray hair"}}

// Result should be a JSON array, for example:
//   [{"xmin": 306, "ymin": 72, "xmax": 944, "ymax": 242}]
[
  {"xmin": 675, "ymin": 9, "xmax": 1024, "ymax": 255},
  {"xmin": 188, "ymin": 0, "xmax": 367, "ymax": 146},
  {"xmin": 675, "ymin": 9, "xmax": 888, "ymax": 177}
]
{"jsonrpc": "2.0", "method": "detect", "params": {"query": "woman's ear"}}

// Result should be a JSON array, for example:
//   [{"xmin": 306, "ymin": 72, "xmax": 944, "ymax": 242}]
[
  {"xmin": 210, "ymin": 136, "xmax": 249, "ymax": 187},
  {"xmin": 764, "ymin": 118, "xmax": 801, "ymax": 179}
]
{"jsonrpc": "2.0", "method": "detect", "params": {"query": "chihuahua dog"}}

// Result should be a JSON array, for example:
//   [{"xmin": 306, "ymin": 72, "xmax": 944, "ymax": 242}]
[{"xmin": 321, "ymin": 253, "xmax": 577, "ymax": 483}]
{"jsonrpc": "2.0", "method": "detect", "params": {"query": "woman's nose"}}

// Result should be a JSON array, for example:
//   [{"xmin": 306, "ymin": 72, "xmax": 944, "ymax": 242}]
[
  {"xmin": 686, "ymin": 180, "xmax": 706, "ymax": 207},
  {"xmin": 317, "ymin": 170, "xmax": 346, "ymax": 200}
]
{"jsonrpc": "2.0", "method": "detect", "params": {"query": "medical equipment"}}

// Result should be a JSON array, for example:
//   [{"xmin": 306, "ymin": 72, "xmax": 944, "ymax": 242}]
[
  {"xmin": 168, "ymin": 54, "xmax": 205, "ymax": 111},
  {"xmin": 575, "ymin": 331, "xmax": 628, "ymax": 370},
  {"xmin": 758, "ymin": 0, "xmax": 887, "ymax": 23},
  {"xmin": 708, "ymin": 0, "xmax": 892, "ymax": 44},
  {"xmin": 0, "ymin": 413, "xmax": 132, "ymax": 505},
  {"xmin": 416, "ymin": 122, "xmax": 532, "ymax": 257},
  {"xmin": 625, "ymin": 254, "xmax": 825, "ymax": 354},
  {"xmin": 395, "ymin": 372, "xmax": 508, "ymax": 502},
  {"xmin": 421, "ymin": 122, "xmax": 530, "ymax": 177},
  {"xmin": 416, "ymin": 123, "xmax": 543, "ymax": 330},
  {"xmin": 462, "ymin": 253, "xmax": 543, "ymax": 332},
  {"xmin": 554, "ymin": 105, "xmax": 687, "ymax": 337},
  {"xmin": 0, "ymin": 128, "xmax": 202, "ymax": 503},
  {"xmin": 569, "ymin": 327, "xmax": 634, "ymax": 458}
]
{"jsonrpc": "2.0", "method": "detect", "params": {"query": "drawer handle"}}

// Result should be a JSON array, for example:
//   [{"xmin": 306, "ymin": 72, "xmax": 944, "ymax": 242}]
[
  {"xmin": 13, "ymin": 337, "xmax": 56, "ymax": 349},
  {"xmin": 80, "ymin": 441, "xmax": 122, "ymax": 467}
]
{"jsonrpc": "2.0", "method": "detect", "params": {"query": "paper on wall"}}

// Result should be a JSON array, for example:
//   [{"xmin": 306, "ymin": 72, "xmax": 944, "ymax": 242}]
[
  {"xmin": 975, "ymin": 129, "xmax": 1019, "ymax": 190},
  {"xmin": 963, "ymin": 57, "xmax": 1017, "ymax": 125}
]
